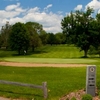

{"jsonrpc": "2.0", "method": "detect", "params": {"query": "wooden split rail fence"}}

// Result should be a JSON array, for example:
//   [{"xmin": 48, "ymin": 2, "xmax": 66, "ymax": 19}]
[{"xmin": 0, "ymin": 80, "xmax": 48, "ymax": 99}]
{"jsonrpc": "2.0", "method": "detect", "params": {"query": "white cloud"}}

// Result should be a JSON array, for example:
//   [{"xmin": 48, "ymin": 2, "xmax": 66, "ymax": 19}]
[
  {"xmin": 0, "ymin": 3, "xmax": 26, "ymax": 19},
  {"xmin": 74, "ymin": 5, "xmax": 83, "ymax": 11},
  {"xmin": 23, "ymin": 9, "xmax": 63, "ymax": 33},
  {"xmin": 86, "ymin": 0, "xmax": 100, "ymax": 13},
  {"xmin": 27, "ymin": 7, "xmax": 40, "ymax": 13},
  {"xmin": 0, "ymin": 3, "xmax": 63, "ymax": 33},
  {"xmin": 0, "ymin": 10, "xmax": 20, "ymax": 18},
  {"xmin": 44, "ymin": 4, "xmax": 52, "ymax": 12},
  {"xmin": 5, "ymin": 3, "xmax": 20, "ymax": 11},
  {"xmin": 44, "ymin": 4, "xmax": 52, "ymax": 10}
]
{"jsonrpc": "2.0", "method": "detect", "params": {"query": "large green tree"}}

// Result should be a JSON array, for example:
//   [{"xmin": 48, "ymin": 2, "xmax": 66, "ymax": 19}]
[
  {"xmin": 61, "ymin": 8, "xmax": 94, "ymax": 57},
  {"xmin": 25, "ymin": 22, "xmax": 42, "ymax": 51},
  {"xmin": 88, "ymin": 13, "xmax": 100, "ymax": 57},
  {"xmin": 9, "ymin": 22, "xmax": 30, "ymax": 55}
]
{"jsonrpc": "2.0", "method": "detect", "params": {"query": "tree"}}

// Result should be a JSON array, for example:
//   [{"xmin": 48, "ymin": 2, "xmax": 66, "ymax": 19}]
[
  {"xmin": 39, "ymin": 30, "xmax": 48, "ymax": 45},
  {"xmin": 0, "ymin": 34, "xmax": 2, "ymax": 48},
  {"xmin": 61, "ymin": 8, "xmax": 94, "ymax": 57},
  {"xmin": 0, "ymin": 21, "xmax": 11, "ymax": 49},
  {"xmin": 25, "ymin": 22, "xmax": 42, "ymax": 51},
  {"xmin": 9, "ymin": 22, "xmax": 30, "ymax": 55},
  {"xmin": 47, "ymin": 33, "xmax": 56, "ymax": 45},
  {"xmin": 55, "ymin": 32, "xmax": 66, "ymax": 44},
  {"xmin": 88, "ymin": 13, "xmax": 100, "ymax": 57}
]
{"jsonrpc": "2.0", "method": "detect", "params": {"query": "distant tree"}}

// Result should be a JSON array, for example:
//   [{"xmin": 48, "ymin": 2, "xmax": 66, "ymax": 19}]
[
  {"xmin": 0, "ymin": 34, "xmax": 2, "ymax": 48},
  {"xmin": 0, "ymin": 21, "xmax": 11, "ymax": 49},
  {"xmin": 55, "ymin": 32, "xmax": 66, "ymax": 44},
  {"xmin": 25, "ymin": 22, "xmax": 42, "ymax": 51},
  {"xmin": 39, "ymin": 30, "xmax": 48, "ymax": 45},
  {"xmin": 47, "ymin": 33, "xmax": 56, "ymax": 45},
  {"xmin": 61, "ymin": 7, "xmax": 94, "ymax": 57},
  {"xmin": 9, "ymin": 22, "xmax": 30, "ymax": 55}
]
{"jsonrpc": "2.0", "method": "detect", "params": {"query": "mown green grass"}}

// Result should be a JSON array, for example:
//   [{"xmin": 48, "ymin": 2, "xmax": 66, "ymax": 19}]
[
  {"xmin": 0, "ymin": 45, "xmax": 100, "ymax": 100},
  {"xmin": 0, "ymin": 65, "xmax": 100, "ymax": 100},
  {"xmin": 31, "ymin": 45, "xmax": 84, "ymax": 58},
  {"xmin": 0, "ymin": 66, "xmax": 86, "ymax": 100},
  {"xmin": 0, "ymin": 45, "xmax": 84, "ymax": 58},
  {"xmin": 3, "ymin": 57, "xmax": 97, "ymax": 64},
  {"xmin": 0, "ymin": 45, "xmax": 97, "ymax": 64}
]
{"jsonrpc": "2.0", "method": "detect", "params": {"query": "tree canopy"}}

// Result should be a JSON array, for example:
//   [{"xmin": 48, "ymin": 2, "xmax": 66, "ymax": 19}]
[
  {"xmin": 61, "ymin": 7, "xmax": 100, "ymax": 57},
  {"xmin": 25, "ymin": 22, "xmax": 43, "ymax": 51},
  {"xmin": 9, "ymin": 22, "xmax": 30, "ymax": 55}
]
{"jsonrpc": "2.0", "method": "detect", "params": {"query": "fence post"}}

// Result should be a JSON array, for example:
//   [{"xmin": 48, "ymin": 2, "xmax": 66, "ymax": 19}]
[{"xmin": 42, "ymin": 82, "xmax": 48, "ymax": 99}]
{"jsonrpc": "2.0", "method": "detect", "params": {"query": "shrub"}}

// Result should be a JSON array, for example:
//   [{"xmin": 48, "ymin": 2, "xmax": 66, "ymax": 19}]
[
  {"xmin": 82, "ymin": 94, "xmax": 92, "ymax": 100},
  {"xmin": 71, "ymin": 97, "xmax": 76, "ymax": 100},
  {"xmin": 97, "ymin": 81, "xmax": 100, "ymax": 89}
]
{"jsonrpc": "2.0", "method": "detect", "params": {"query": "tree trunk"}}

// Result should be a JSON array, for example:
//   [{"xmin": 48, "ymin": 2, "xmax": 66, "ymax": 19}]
[
  {"xmin": 84, "ymin": 49, "xmax": 88, "ymax": 58},
  {"xmin": 18, "ymin": 49, "xmax": 21, "ymax": 55},
  {"xmin": 32, "ymin": 46, "xmax": 35, "ymax": 52}
]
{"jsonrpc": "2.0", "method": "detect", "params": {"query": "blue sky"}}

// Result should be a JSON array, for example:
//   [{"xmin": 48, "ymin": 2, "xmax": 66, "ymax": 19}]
[{"xmin": 0, "ymin": 0, "xmax": 99, "ymax": 33}]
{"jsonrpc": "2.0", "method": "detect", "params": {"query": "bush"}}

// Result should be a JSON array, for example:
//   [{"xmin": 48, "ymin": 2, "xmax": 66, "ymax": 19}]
[
  {"xmin": 71, "ymin": 97, "xmax": 76, "ymax": 100},
  {"xmin": 97, "ymin": 81, "xmax": 100, "ymax": 89},
  {"xmin": 82, "ymin": 94, "xmax": 92, "ymax": 100}
]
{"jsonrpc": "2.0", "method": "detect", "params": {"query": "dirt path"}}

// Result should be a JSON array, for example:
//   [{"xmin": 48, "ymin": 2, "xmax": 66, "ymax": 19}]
[{"xmin": 0, "ymin": 61, "xmax": 87, "ymax": 67}]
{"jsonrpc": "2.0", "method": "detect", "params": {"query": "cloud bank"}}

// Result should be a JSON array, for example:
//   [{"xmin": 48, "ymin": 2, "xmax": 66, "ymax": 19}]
[
  {"xmin": 1, "ymin": 0, "xmax": 100, "ymax": 33},
  {"xmin": 74, "ymin": 0, "xmax": 100, "ymax": 13},
  {"xmin": 85, "ymin": 0, "xmax": 100, "ymax": 13},
  {"xmin": 0, "ymin": 3, "xmax": 63, "ymax": 33}
]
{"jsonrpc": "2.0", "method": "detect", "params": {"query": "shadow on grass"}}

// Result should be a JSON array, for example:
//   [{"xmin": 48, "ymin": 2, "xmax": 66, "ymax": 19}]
[
  {"xmin": 32, "ymin": 50, "xmax": 48, "ymax": 54},
  {"xmin": 0, "ymin": 49, "xmax": 48, "ymax": 57},
  {"xmin": 14, "ymin": 50, "xmax": 48, "ymax": 55},
  {"xmin": 0, "ymin": 89, "xmax": 43, "ymax": 98}
]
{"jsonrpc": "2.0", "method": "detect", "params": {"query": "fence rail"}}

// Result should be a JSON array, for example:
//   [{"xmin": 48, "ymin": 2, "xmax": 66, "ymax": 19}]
[{"xmin": 0, "ymin": 80, "xmax": 48, "ymax": 99}]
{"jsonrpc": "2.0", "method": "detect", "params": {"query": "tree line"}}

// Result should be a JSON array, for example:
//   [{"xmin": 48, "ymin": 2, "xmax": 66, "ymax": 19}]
[
  {"xmin": 61, "ymin": 7, "xmax": 100, "ymax": 57},
  {"xmin": 0, "ymin": 22, "xmax": 66, "ymax": 55},
  {"xmin": 1, "ymin": 7, "xmax": 100, "ymax": 57}
]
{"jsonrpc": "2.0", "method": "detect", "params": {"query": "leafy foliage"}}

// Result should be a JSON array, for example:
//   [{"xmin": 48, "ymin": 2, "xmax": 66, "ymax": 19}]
[
  {"xmin": 61, "ymin": 7, "xmax": 99, "ymax": 57},
  {"xmin": 9, "ymin": 22, "xmax": 30, "ymax": 55},
  {"xmin": 25, "ymin": 22, "xmax": 43, "ymax": 51},
  {"xmin": 0, "ymin": 22, "xmax": 12, "ymax": 49},
  {"xmin": 82, "ymin": 94, "xmax": 92, "ymax": 100},
  {"xmin": 71, "ymin": 97, "xmax": 77, "ymax": 100}
]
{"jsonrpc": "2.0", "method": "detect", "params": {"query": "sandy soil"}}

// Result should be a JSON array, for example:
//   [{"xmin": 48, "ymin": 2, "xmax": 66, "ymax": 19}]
[{"xmin": 0, "ymin": 61, "xmax": 87, "ymax": 67}]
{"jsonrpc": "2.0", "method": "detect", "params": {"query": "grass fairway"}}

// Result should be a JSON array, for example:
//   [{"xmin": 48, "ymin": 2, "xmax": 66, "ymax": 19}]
[
  {"xmin": 0, "ymin": 45, "xmax": 100, "ymax": 100},
  {"xmin": 0, "ymin": 45, "xmax": 98, "ymax": 64},
  {"xmin": 0, "ymin": 66, "xmax": 86, "ymax": 100},
  {"xmin": 30, "ymin": 45, "xmax": 84, "ymax": 58},
  {"xmin": 0, "ymin": 44, "xmax": 84, "ymax": 59},
  {"xmin": 0, "ymin": 65, "xmax": 100, "ymax": 100},
  {"xmin": 3, "ymin": 57, "xmax": 97, "ymax": 64}
]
